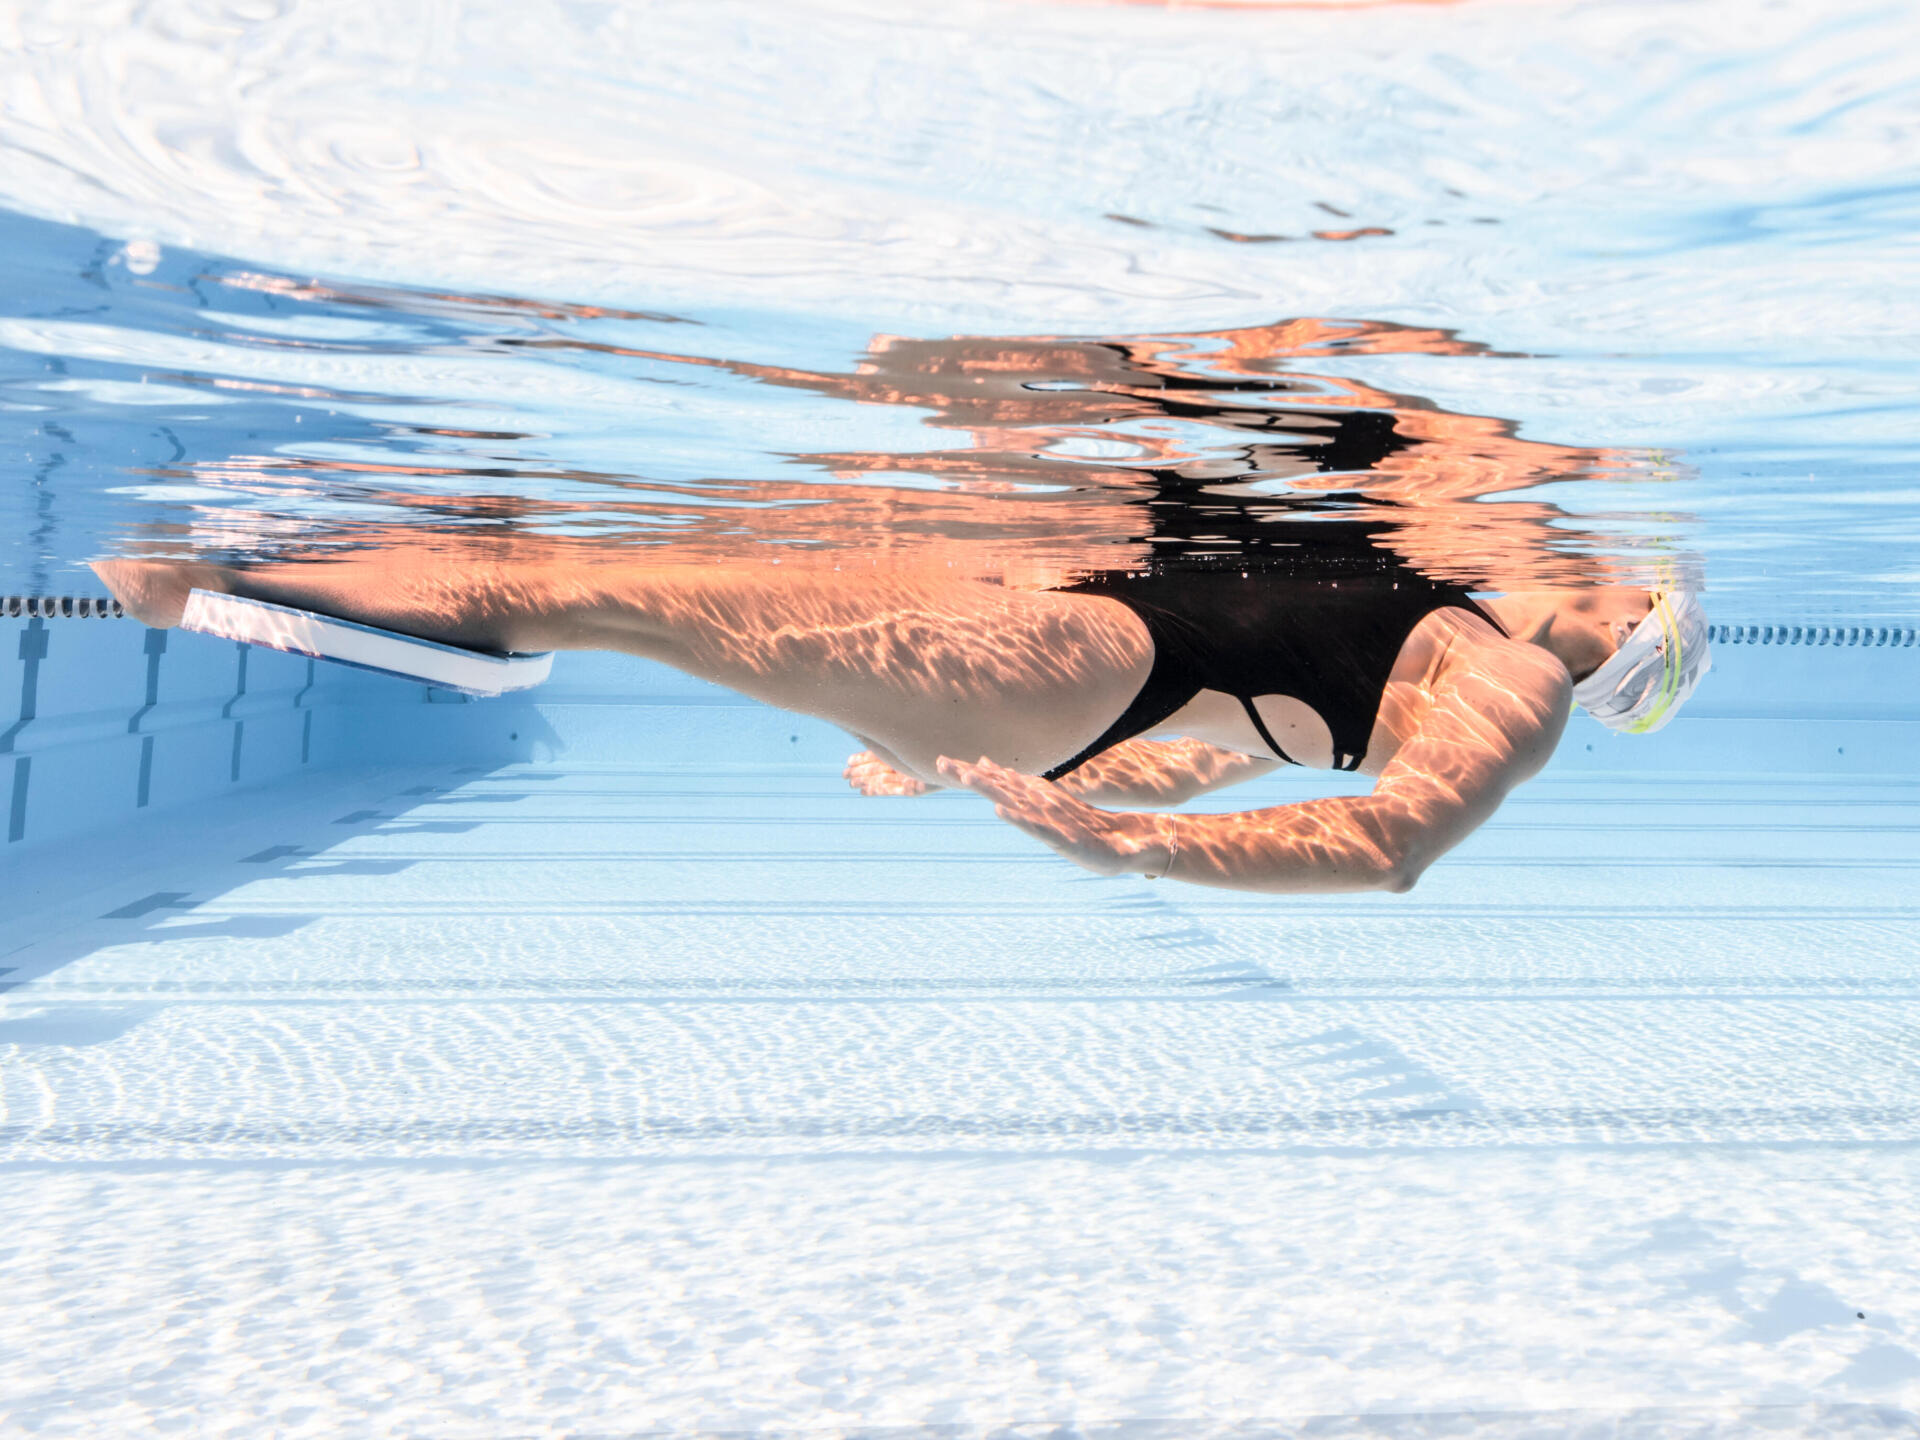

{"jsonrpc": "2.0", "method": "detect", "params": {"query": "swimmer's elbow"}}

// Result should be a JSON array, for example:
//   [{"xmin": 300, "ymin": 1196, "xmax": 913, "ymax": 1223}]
[
  {"xmin": 1375, "ymin": 852, "xmax": 1425, "ymax": 893},
  {"xmin": 1298, "ymin": 846, "xmax": 1422, "ymax": 894},
  {"xmin": 1370, "ymin": 834, "xmax": 1441, "ymax": 893}
]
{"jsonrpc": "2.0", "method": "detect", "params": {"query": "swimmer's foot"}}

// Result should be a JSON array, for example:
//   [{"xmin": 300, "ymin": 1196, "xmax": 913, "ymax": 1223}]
[
  {"xmin": 91, "ymin": 559, "xmax": 240, "ymax": 629},
  {"xmin": 97, "ymin": 567, "xmax": 555, "ymax": 696}
]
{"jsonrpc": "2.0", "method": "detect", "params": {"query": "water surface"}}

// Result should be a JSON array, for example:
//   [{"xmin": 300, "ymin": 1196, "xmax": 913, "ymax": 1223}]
[{"xmin": 1, "ymin": 0, "xmax": 1916, "ymax": 622}]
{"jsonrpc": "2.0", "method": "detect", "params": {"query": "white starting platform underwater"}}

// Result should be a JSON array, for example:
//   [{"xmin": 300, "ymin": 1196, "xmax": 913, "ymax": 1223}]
[{"xmin": 4, "ymin": 609, "xmax": 1920, "ymax": 1438}]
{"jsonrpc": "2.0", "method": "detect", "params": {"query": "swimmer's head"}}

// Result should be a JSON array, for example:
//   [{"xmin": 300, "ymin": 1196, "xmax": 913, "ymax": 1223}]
[{"xmin": 1572, "ymin": 585, "xmax": 1711, "ymax": 734}]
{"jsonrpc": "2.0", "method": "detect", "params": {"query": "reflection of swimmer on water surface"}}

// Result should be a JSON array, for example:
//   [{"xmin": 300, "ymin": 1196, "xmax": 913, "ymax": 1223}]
[
  {"xmin": 741, "ymin": 320, "xmax": 1653, "ymax": 592},
  {"xmin": 96, "ymin": 539, "xmax": 1708, "ymax": 895},
  {"xmin": 266, "ymin": 316, "xmax": 1646, "ymax": 589}
]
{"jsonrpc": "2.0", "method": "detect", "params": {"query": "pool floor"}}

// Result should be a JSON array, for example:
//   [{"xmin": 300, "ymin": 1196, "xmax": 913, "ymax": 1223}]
[{"xmin": 5, "ymin": 757, "xmax": 1920, "ymax": 1433}]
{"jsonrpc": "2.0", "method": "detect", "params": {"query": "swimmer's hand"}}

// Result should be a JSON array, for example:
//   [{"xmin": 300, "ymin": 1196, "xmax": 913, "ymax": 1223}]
[
  {"xmin": 844, "ymin": 750, "xmax": 941, "ymax": 797},
  {"xmin": 937, "ymin": 755, "xmax": 1168, "ymax": 878}
]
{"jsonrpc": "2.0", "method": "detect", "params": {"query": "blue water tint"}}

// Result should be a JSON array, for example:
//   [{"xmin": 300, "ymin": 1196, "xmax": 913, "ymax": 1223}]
[
  {"xmin": 1, "ymin": 196, "xmax": 1914, "ymax": 622},
  {"xmin": 0, "ymin": 0, "xmax": 1915, "ymax": 619},
  {"xmin": 5, "ymin": 4, "xmax": 1920, "ymax": 1429}
]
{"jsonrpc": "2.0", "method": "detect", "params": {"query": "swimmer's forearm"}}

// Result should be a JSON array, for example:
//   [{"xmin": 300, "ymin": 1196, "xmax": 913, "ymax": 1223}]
[
  {"xmin": 1057, "ymin": 739, "xmax": 1278, "ymax": 805},
  {"xmin": 946, "ymin": 634, "xmax": 1562, "ymax": 894},
  {"xmin": 1141, "ymin": 645, "xmax": 1562, "ymax": 893},
  {"xmin": 939, "ymin": 755, "xmax": 1450, "ymax": 893},
  {"xmin": 1147, "ymin": 794, "xmax": 1433, "ymax": 894}
]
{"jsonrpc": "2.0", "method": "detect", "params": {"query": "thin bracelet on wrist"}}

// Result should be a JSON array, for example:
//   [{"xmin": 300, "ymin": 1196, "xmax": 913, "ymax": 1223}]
[{"xmin": 1153, "ymin": 812, "xmax": 1179, "ymax": 880}]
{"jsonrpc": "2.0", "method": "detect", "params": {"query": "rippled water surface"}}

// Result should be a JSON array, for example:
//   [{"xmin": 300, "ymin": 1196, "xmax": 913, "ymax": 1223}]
[{"xmin": 2, "ymin": 0, "xmax": 1916, "ymax": 619}]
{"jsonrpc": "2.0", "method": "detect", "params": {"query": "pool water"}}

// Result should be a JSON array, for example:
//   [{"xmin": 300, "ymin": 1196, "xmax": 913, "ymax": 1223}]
[{"xmin": 3, "ymin": 0, "xmax": 1920, "ymax": 1434}]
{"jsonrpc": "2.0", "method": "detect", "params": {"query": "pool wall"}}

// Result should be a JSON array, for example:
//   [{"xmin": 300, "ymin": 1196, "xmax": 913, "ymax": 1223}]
[{"xmin": 3, "ymin": 612, "xmax": 1916, "ymax": 855}]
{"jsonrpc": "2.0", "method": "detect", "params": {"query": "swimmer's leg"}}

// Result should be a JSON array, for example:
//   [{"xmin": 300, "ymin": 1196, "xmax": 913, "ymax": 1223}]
[{"xmin": 93, "ymin": 557, "xmax": 1153, "ymax": 779}]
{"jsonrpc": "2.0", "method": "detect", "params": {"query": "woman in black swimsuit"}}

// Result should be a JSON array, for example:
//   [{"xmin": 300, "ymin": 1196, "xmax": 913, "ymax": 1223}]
[
  {"xmin": 95, "ymin": 321, "xmax": 1706, "ymax": 894},
  {"xmin": 97, "ymin": 518, "xmax": 1686, "ymax": 896}
]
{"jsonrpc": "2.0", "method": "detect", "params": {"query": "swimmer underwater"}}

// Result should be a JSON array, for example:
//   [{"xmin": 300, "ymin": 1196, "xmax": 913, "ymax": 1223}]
[{"xmin": 95, "ymin": 550, "xmax": 1710, "ymax": 895}]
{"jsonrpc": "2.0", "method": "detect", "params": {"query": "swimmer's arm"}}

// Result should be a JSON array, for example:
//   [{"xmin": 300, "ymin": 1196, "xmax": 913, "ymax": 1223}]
[
  {"xmin": 846, "ymin": 738, "xmax": 1275, "ymax": 802},
  {"xmin": 941, "ymin": 639, "xmax": 1568, "ymax": 893},
  {"xmin": 1051, "ymin": 738, "xmax": 1280, "ymax": 805}
]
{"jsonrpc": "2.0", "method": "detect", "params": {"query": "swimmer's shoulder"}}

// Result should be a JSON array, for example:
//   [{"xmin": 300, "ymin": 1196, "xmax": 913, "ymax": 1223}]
[{"xmin": 1366, "ymin": 606, "xmax": 1571, "ymax": 774}]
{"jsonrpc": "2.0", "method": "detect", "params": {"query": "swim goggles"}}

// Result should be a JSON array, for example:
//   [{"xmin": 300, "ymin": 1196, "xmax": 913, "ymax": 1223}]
[{"xmin": 1569, "ymin": 586, "xmax": 1711, "ymax": 735}]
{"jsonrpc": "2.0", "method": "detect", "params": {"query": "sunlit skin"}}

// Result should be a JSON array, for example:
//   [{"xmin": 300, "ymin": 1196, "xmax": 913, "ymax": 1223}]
[
  {"xmin": 927, "ymin": 589, "xmax": 1645, "ymax": 892},
  {"xmin": 95, "ymin": 554, "xmax": 1649, "ymax": 894},
  {"xmin": 104, "ymin": 310, "xmax": 1664, "ymax": 893}
]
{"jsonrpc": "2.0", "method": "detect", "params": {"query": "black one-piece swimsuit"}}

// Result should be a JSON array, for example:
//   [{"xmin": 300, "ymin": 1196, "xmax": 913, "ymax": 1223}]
[{"xmin": 1038, "ymin": 406, "xmax": 1503, "ymax": 781}]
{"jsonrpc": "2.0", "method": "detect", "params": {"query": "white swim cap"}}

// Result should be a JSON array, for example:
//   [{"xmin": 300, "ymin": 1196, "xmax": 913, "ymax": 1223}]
[{"xmin": 1570, "ymin": 587, "xmax": 1711, "ymax": 734}]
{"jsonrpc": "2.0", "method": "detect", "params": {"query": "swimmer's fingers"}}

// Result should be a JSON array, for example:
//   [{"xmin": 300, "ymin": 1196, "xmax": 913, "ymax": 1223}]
[
  {"xmin": 937, "ymin": 756, "xmax": 1156, "ymax": 876},
  {"xmin": 843, "ymin": 750, "xmax": 931, "ymax": 797}
]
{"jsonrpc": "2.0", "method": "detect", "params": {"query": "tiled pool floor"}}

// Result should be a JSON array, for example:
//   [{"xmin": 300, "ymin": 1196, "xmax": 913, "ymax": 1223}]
[{"xmin": 4, "ymin": 759, "xmax": 1920, "ymax": 1433}]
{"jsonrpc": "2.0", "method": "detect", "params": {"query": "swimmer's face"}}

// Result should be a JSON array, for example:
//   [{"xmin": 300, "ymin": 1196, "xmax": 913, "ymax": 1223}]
[
  {"xmin": 1544, "ymin": 586, "xmax": 1654, "ymax": 684},
  {"xmin": 1596, "ymin": 587, "xmax": 1656, "ymax": 654}
]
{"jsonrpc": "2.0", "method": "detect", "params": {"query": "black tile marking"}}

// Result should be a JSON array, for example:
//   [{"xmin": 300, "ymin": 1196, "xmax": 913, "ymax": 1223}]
[
  {"xmin": 127, "ymin": 626, "xmax": 166, "ymax": 734},
  {"xmin": 332, "ymin": 810, "xmax": 385, "ymax": 825},
  {"xmin": 7, "ymin": 755, "xmax": 28, "ymax": 844},
  {"xmin": 219, "ymin": 642, "xmax": 249, "ymax": 725},
  {"xmin": 102, "ymin": 891, "xmax": 197, "ymax": 919},
  {"xmin": 239, "ymin": 845, "xmax": 304, "ymax": 864},
  {"xmin": 1, "ymin": 617, "xmax": 48, "ymax": 757},
  {"xmin": 135, "ymin": 734, "xmax": 154, "ymax": 808}
]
